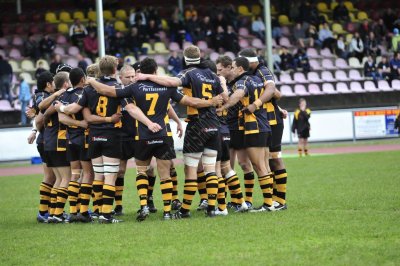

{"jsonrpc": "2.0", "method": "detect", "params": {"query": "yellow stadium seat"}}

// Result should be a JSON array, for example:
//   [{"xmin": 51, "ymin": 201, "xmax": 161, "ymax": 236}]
[
  {"xmin": 59, "ymin": 11, "xmax": 73, "ymax": 23},
  {"xmin": 73, "ymin": 11, "xmax": 88, "ymax": 22},
  {"xmin": 88, "ymin": 10, "xmax": 97, "ymax": 22},
  {"xmin": 115, "ymin": 9, "xmax": 127, "ymax": 20},
  {"xmin": 142, "ymin": 42, "xmax": 155, "ymax": 54},
  {"xmin": 45, "ymin": 12, "xmax": 59, "ymax": 23},
  {"xmin": 154, "ymin": 42, "xmax": 169, "ymax": 54},
  {"xmin": 317, "ymin": 2, "xmax": 330, "ymax": 13},
  {"xmin": 344, "ymin": 1, "xmax": 357, "ymax": 12},
  {"xmin": 278, "ymin": 15, "xmax": 292, "ymax": 26},
  {"xmin": 345, "ymin": 33, "xmax": 353, "ymax": 44},
  {"xmin": 357, "ymin": 11, "xmax": 368, "ymax": 21},
  {"xmin": 21, "ymin": 59, "xmax": 36, "ymax": 72},
  {"xmin": 349, "ymin": 13, "xmax": 359, "ymax": 22},
  {"xmin": 57, "ymin": 23, "xmax": 69, "ymax": 34},
  {"xmin": 114, "ymin": 21, "xmax": 128, "ymax": 32},
  {"xmin": 9, "ymin": 60, "xmax": 21, "ymax": 73},
  {"xmin": 36, "ymin": 59, "xmax": 50, "ymax": 70},
  {"xmin": 330, "ymin": 2, "xmax": 339, "ymax": 10},
  {"xmin": 103, "ymin": 10, "xmax": 113, "ymax": 21},
  {"xmin": 251, "ymin": 5, "xmax": 261, "ymax": 16},
  {"xmin": 332, "ymin": 23, "xmax": 346, "ymax": 34},
  {"xmin": 238, "ymin": 5, "xmax": 252, "ymax": 16},
  {"xmin": 321, "ymin": 13, "xmax": 332, "ymax": 23},
  {"xmin": 161, "ymin": 19, "xmax": 169, "ymax": 30}
]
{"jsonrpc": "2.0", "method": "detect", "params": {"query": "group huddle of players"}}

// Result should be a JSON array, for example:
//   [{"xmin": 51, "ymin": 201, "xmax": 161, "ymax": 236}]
[{"xmin": 28, "ymin": 45, "xmax": 289, "ymax": 224}]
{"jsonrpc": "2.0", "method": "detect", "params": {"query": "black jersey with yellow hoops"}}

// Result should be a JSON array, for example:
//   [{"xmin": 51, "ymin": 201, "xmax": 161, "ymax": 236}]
[
  {"xmin": 43, "ymin": 96, "xmax": 67, "ymax": 152},
  {"xmin": 241, "ymin": 75, "xmax": 270, "ymax": 135},
  {"xmin": 253, "ymin": 63, "xmax": 283, "ymax": 126},
  {"xmin": 177, "ymin": 66, "xmax": 223, "ymax": 122},
  {"xmin": 116, "ymin": 80, "xmax": 184, "ymax": 140},
  {"xmin": 33, "ymin": 90, "xmax": 50, "ymax": 145},
  {"xmin": 77, "ymin": 76, "xmax": 122, "ymax": 132},
  {"xmin": 226, "ymin": 77, "xmax": 245, "ymax": 131},
  {"xmin": 120, "ymin": 97, "xmax": 136, "ymax": 140},
  {"xmin": 58, "ymin": 87, "xmax": 87, "ymax": 145}
]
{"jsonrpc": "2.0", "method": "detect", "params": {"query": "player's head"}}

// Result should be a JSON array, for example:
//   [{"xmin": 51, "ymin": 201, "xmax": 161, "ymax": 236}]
[
  {"xmin": 56, "ymin": 63, "xmax": 72, "ymax": 74},
  {"xmin": 69, "ymin": 68, "xmax": 86, "ymax": 87},
  {"xmin": 216, "ymin": 56, "xmax": 233, "ymax": 78},
  {"xmin": 37, "ymin": 71, "xmax": 54, "ymax": 93},
  {"xmin": 202, "ymin": 59, "xmax": 217, "ymax": 74},
  {"xmin": 239, "ymin": 48, "xmax": 259, "ymax": 70},
  {"xmin": 119, "ymin": 65, "xmax": 135, "ymax": 86},
  {"xmin": 54, "ymin": 71, "xmax": 71, "ymax": 91},
  {"xmin": 232, "ymin": 57, "xmax": 249, "ymax": 78},
  {"xmin": 140, "ymin": 58, "xmax": 158, "ymax": 75},
  {"xmin": 299, "ymin": 98, "xmax": 307, "ymax": 108},
  {"xmin": 183, "ymin": 45, "xmax": 201, "ymax": 66},
  {"xmin": 86, "ymin": 63, "xmax": 100, "ymax": 78},
  {"xmin": 132, "ymin": 62, "xmax": 141, "ymax": 73},
  {"xmin": 99, "ymin": 55, "xmax": 118, "ymax": 76}
]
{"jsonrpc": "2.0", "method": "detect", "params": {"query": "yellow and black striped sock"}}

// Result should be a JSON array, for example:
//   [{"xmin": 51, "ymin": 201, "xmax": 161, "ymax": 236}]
[
  {"xmin": 197, "ymin": 171, "xmax": 207, "ymax": 201},
  {"xmin": 258, "ymin": 174, "xmax": 273, "ymax": 207},
  {"xmin": 272, "ymin": 171, "xmax": 277, "ymax": 202},
  {"xmin": 217, "ymin": 177, "xmax": 226, "ymax": 210},
  {"xmin": 54, "ymin": 187, "xmax": 68, "ymax": 217},
  {"xmin": 206, "ymin": 173, "xmax": 218, "ymax": 210},
  {"xmin": 244, "ymin": 172, "xmax": 255, "ymax": 204},
  {"xmin": 148, "ymin": 175, "xmax": 156, "ymax": 197},
  {"xmin": 226, "ymin": 174, "xmax": 244, "ymax": 205},
  {"xmin": 304, "ymin": 149, "xmax": 309, "ymax": 156},
  {"xmin": 160, "ymin": 178, "xmax": 173, "ymax": 213},
  {"xmin": 181, "ymin": 179, "xmax": 197, "ymax": 212},
  {"xmin": 39, "ymin": 182, "xmax": 52, "ymax": 215},
  {"xmin": 49, "ymin": 188, "xmax": 58, "ymax": 216},
  {"xmin": 136, "ymin": 174, "xmax": 148, "ymax": 207},
  {"xmin": 102, "ymin": 184, "xmax": 115, "ymax": 217},
  {"xmin": 79, "ymin": 183, "xmax": 92, "ymax": 215},
  {"xmin": 274, "ymin": 169, "xmax": 288, "ymax": 205},
  {"xmin": 170, "ymin": 167, "xmax": 178, "ymax": 201},
  {"xmin": 92, "ymin": 180, "xmax": 104, "ymax": 214},
  {"xmin": 68, "ymin": 181, "xmax": 80, "ymax": 215},
  {"xmin": 115, "ymin": 176, "xmax": 124, "ymax": 209}
]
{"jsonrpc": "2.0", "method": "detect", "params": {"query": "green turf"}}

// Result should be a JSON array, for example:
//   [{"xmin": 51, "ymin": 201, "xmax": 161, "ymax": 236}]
[{"xmin": 1, "ymin": 151, "xmax": 400, "ymax": 265}]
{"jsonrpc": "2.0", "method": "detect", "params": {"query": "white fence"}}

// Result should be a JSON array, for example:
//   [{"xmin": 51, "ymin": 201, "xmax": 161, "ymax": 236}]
[{"xmin": 0, "ymin": 106, "xmax": 398, "ymax": 161}]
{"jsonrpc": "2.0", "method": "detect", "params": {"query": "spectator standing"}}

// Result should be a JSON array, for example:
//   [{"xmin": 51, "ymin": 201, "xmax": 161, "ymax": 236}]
[
  {"xmin": 167, "ymin": 51, "xmax": 182, "ymax": 76},
  {"xmin": 39, "ymin": 34, "xmax": 55, "ymax": 60},
  {"xmin": 377, "ymin": 56, "xmax": 391, "ymax": 80},
  {"xmin": 83, "ymin": 31, "xmax": 98, "ymax": 61},
  {"xmin": 0, "ymin": 55, "xmax": 13, "ymax": 105},
  {"xmin": 350, "ymin": 32, "xmax": 365, "ymax": 63},
  {"xmin": 69, "ymin": 19, "xmax": 88, "ymax": 47},
  {"xmin": 364, "ymin": 55, "xmax": 379, "ymax": 80},
  {"xmin": 333, "ymin": 1, "xmax": 350, "ymax": 22},
  {"xmin": 145, "ymin": 19, "xmax": 161, "ymax": 42},
  {"xmin": 18, "ymin": 74, "xmax": 31, "ymax": 125},
  {"xmin": 292, "ymin": 98, "xmax": 311, "ymax": 157},
  {"xmin": 271, "ymin": 17, "xmax": 282, "ymax": 43},
  {"xmin": 252, "ymin": 16, "xmax": 266, "ymax": 40},
  {"xmin": 390, "ymin": 52, "xmax": 400, "ymax": 80},
  {"xmin": 392, "ymin": 28, "xmax": 400, "ymax": 53},
  {"xmin": 24, "ymin": 33, "xmax": 40, "ymax": 61}
]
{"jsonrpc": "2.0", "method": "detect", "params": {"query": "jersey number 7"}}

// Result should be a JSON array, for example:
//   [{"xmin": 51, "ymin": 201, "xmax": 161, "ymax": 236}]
[{"xmin": 146, "ymin": 93, "xmax": 159, "ymax": 115}]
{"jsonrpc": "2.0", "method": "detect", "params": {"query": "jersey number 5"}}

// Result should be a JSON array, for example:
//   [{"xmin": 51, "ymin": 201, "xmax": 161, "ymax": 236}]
[
  {"xmin": 146, "ymin": 93, "xmax": 159, "ymax": 115},
  {"xmin": 202, "ymin": 83, "xmax": 212, "ymax": 99}
]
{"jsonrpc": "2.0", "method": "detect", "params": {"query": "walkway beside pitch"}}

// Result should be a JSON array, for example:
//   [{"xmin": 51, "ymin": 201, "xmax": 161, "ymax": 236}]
[{"xmin": 0, "ymin": 144, "xmax": 399, "ymax": 177}]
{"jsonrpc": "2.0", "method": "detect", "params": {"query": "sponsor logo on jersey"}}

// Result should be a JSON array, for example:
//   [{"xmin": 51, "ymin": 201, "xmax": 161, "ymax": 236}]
[
  {"xmin": 92, "ymin": 136, "xmax": 108, "ymax": 142},
  {"xmin": 147, "ymin": 140, "xmax": 164, "ymax": 145}
]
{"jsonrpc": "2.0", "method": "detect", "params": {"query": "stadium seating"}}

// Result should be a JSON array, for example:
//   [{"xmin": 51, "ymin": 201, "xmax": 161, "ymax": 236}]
[
  {"xmin": 348, "ymin": 69, "xmax": 364, "ymax": 81},
  {"xmin": 336, "ymin": 82, "xmax": 351, "ymax": 93},
  {"xmin": 58, "ymin": 23, "xmax": 69, "ymax": 34},
  {"xmin": 377, "ymin": 80, "xmax": 393, "ymax": 91},
  {"xmin": 103, "ymin": 10, "xmax": 113, "ymax": 21},
  {"xmin": 278, "ymin": 15, "xmax": 292, "ymax": 26},
  {"xmin": 115, "ymin": 9, "xmax": 128, "ymax": 20},
  {"xmin": 73, "ymin": 11, "xmax": 88, "ymax": 22},
  {"xmin": 279, "ymin": 73, "xmax": 295, "ymax": 84},
  {"xmin": 238, "ymin": 5, "xmax": 252, "ymax": 16},
  {"xmin": 124, "ymin": 55, "xmax": 136, "ymax": 64},
  {"xmin": 350, "ymin": 81, "xmax": 365, "ymax": 93},
  {"xmin": 88, "ymin": 10, "xmax": 97, "ymax": 21},
  {"xmin": 54, "ymin": 46, "xmax": 66, "ymax": 56},
  {"xmin": 36, "ymin": 59, "xmax": 50, "ymax": 70},
  {"xmin": 364, "ymin": 81, "xmax": 379, "ymax": 92},
  {"xmin": 322, "ymin": 83, "xmax": 337, "ymax": 94},
  {"xmin": 0, "ymin": 100, "xmax": 13, "ymax": 111},
  {"xmin": 59, "ymin": 11, "xmax": 73, "ymax": 23},
  {"xmin": 168, "ymin": 42, "xmax": 180, "ymax": 52},
  {"xmin": 68, "ymin": 46, "xmax": 80, "ymax": 56},
  {"xmin": 294, "ymin": 84, "xmax": 310, "ymax": 96},
  {"xmin": 348, "ymin": 57, "xmax": 363, "ymax": 69},
  {"xmin": 21, "ymin": 59, "xmax": 36, "ymax": 72},
  {"xmin": 335, "ymin": 70, "xmax": 351, "ymax": 81},
  {"xmin": 9, "ymin": 48, "xmax": 22, "ymax": 60},
  {"xmin": 308, "ymin": 83, "xmax": 323, "ymax": 95},
  {"xmin": 154, "ymin": 42, "xmax": 170, "ymax": 54},
  {"xmin": 142, "ymin": 43, "xmax": 155, "ymax": 55},
  {"xmin": 307, "ymin": 72, "xmax": 323, "ymax": 83},
  {"xmin": 322, "ymin": 58, "xmax": 337, "ymax": 70},
  {"xmin": 19, "ymin": 72, "xmax": 35, "ymax": 85},
  {"xmin": 294, "ymin": 72, "xmax": 309, "ymax": 83},
  {"xmin": 280, "ymin": 85, "xmax": 295, "ymax": 97},
  {"xmin": 9, "ymin": 60, "xmax": 21, "ymax": 73},
  {"xmin": 114, "ymin": 21, "xmax": 128, "ymax": 32},
  {"xmin": 392, "ymin": 80, "xmax": 400, "ymax": 90},
  {"xmin": 321, "ymin": 71, "xmax": 336, "ymax": 82},
  {"xmin": 12, "ymin": 36, "xmax": 23, "ymax": 46},
  {"xmin": 45, "ymin": 12, "xmax": 59, "ymax": 23}
]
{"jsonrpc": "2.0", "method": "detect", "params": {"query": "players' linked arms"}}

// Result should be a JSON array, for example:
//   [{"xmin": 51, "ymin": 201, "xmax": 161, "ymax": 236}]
[
  {"xmin": 54, "ymin": 101, "xmax": 83, "ymax": 115},
  {"xmin": 82, "ymin": 107, "xmax": 120, "ymax": 124},
  {"xmin": 38, "ymin": 89, "xmax": 66, "ymax": 111},
  {"xmin": 43, "ymin": 104, "xmax": 56, "ymax": 124},
  {"xmin": 136, "ymin": 73, "xmax": 182, "ymax": 87},
  {"xmin": 87, "ymin": 78, "xmax": 117, "ymax": 97},
  {"xmin": 25, "ymin": 106, "xmax": 36, "ymax": 119},
  {"xmin": 35, "ymin": 113, "xmax": 44, "ymax": 131},
  {"xmin": 125, "ymin": 103, "xmax": 162, "ymax": 133},
  {"xmin": 273, "ymin": 87, "xmax": 282, "ymax": 100},
  {"xmin": 58, "ymin": 113, "xmax": 88, "ymax": 128},
  {"xmin": 217, "ymin": 90, "xmax": 245, "ymax": 112},
  {"xmin": 180, "ymin": 95, "xmax": 223, "ymax": 108}
]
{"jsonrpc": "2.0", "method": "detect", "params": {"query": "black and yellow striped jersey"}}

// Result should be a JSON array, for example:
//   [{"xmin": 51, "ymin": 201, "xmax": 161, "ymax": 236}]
[
  {"xmin": 253, "ymin": 64, "xmax": 283, "ymax": 126},
  {"xmin": 291, "ymin": 108, "xmax": 311, "ymax": 134},
  {"xmin": 116, "ymin": 80, "xmax": 184, "ymax": 140},
  {"xmin": 77, "ymin": 76, "xmax": 122, "ymax": 132},
  {"xmin": 33, "ymin": 90, "xmax": 50, "ymax": 145},
  {"xmin": 226, "ymin": 77, "xmax": 245, "ymax": 131},
  {"xmin": 120, "ymin": 97, "xmax": 136, "ymax": 140},
  {"xmin": 177, "ymin": 67, "xmax": 223, "ymax": 122},
  {"xmin": 43, "ymin": 93, "xmax": 67, "ymax": 152},
  {"xmin": 58, "ymin": 87, "xmax": 87, "ymax": 146}
]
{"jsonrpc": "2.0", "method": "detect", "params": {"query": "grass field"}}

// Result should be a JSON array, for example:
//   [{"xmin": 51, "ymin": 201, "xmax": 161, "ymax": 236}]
[{"xmin": 1, "ymin": 150, "xmax": 399, "ymax": 265}]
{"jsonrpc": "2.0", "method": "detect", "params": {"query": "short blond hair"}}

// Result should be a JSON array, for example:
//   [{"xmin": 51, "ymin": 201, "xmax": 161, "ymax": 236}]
[
  {"xmin": 54, "ymin": 72, "xmax": 70, "ymax": 90},
  {"xmin": 86, "ymin": 63, "xmax": 100, "ymax": 78},
  {"xmin": 183, "ymin": 45, "xmax": 200, "ymax": 59},
  {"xmin": 119, "ymin": 64, "xmax": 135, "ymax": 76},
  {"xmin": 99, "ymin": 55, "xmax": 118, "ymax": 76}
]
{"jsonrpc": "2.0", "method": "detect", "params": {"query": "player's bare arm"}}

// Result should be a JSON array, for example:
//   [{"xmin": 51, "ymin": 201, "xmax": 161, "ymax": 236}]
[
  {"xmin": 58, "ymin": 113, "xmax": 88, "ymax": 129},
  {"xmin": 38, "ymin": 89, "xmax": 66, "ymax": 111},
  {"xmin": 217, "ymin": 89, "xmax": 245, "ymax": 112},
  {"xmin": 135, "ymin": 73, "xmax": 182, "ymax": 87},
  {"xmin": 179, "ymin": 95, "xmax": 223, "ymax": 108},
  {"xmin": 168, "ymin": 106, "xmax": 183, "ymax": 138},
  {"xmin": 43, "ymin": 104, "xmax": 57, "ymax": 124},
  {"xmin": 54, "ymin": 101, "xmax": 83, "ymax": 115},
  {"xmin": 82, "ymin": 107, "xmax": 121, "ymax": 124},
  {"xmin": 86, "ymin": 77, "xmax": 117, "ymax": 97},
  {"xmin": 125, "ymin": 103, "xmax": 162, "ymax": 133}
]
